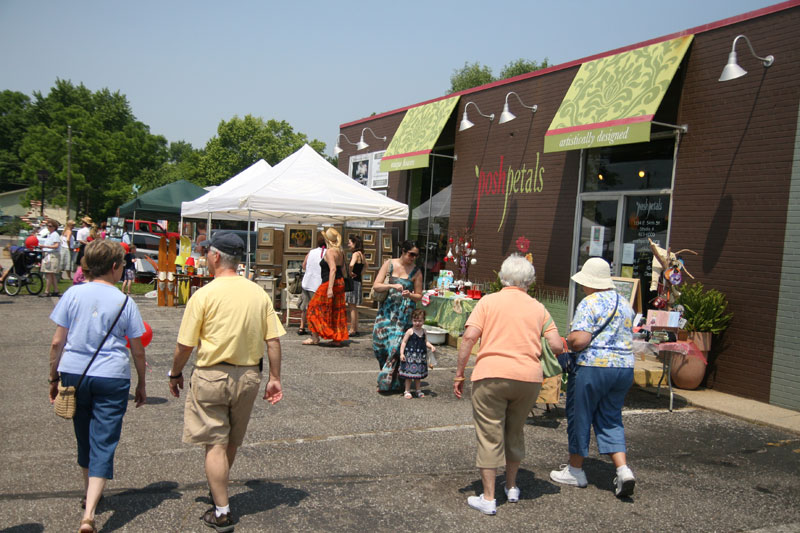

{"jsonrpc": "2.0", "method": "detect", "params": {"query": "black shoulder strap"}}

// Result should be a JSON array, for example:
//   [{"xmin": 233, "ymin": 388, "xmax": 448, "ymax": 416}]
[
  {"xmin": 75, "ymin": 295, "xmax": 129, "ymax": 390},
  {"xmin": 591, "ymin": 293, "xmax": 619, "ymax": 341}
]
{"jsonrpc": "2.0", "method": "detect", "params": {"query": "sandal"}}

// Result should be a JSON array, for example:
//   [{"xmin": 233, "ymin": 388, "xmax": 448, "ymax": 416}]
[
  {"xmin": 297, "ymin": 328, "xmax": 308, "ymax": 335},
  {"xmin": 403, "ymin": 391, "xmax": 412, "ymax": 399},
  {"xmin": 348, "ymin": 331, "xmax": 360, "ymax": 337},
  {"xmin": 78, "ymin": 518, "xmax": 97, "ymax": 533},
  {"xmin": 416, "ymin": 391, "xmax": 425, "ymax": 398},
  {"xmin": 301, "ymin": 339, "xmax": 319, "ymax": 345}
]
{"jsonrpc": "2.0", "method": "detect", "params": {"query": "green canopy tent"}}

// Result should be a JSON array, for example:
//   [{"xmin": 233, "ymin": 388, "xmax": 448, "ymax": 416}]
[{"xmin": 118, "ymin": 179, "xmax": 208, "ymax": 219}]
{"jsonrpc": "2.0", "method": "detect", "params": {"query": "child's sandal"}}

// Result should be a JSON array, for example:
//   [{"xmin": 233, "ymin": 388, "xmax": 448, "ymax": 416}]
[
  {"xmin": 403, "ymin": 391, "xmax": 412, "ymax": 399},
  {"xmin": 416, "ymin": 391, "xmax": 425, "ymax": 398}
]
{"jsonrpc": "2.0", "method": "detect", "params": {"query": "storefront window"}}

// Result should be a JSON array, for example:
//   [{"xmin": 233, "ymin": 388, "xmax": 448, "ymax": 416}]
[
  {"xmin": 583, "ymin": 139, "xmax": 674, "ymax": 193},
  {"xmin": 406, "ymin": 150, "xmax": 453, "ymax": 289}
]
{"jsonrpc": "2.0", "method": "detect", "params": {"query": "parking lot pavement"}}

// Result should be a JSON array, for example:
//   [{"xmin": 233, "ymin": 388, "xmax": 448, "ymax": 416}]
[{"xmin": 1, "ymin": 292, "xmax": 799, "ymax": 532}]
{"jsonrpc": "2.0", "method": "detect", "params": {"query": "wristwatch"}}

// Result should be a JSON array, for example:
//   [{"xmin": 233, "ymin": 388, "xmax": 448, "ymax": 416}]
[{"xmin": 168, "ymin": 370, "xmax": 182, "ymax": 379}]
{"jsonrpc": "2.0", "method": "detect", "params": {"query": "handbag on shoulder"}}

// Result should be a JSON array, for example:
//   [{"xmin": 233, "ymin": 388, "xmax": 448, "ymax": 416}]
[
  {"xmin": 369, "ymin": 262, "xmax": 392, "ymax": 303},
  {"xmin": 539, "ymin": 317, "xmax": 563, "ymax": 378},
  {"xmin": 55, "ymin": 295, "xmax": 129, "ymax": 420}
]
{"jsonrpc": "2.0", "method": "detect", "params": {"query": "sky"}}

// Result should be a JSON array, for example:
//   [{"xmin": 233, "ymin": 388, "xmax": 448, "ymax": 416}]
[{"xmin": 0, "ymin": 0, "xmax": 783, "ymax": 157}]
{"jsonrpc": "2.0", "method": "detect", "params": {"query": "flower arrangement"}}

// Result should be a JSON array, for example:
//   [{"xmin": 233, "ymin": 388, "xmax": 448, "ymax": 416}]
[{"xmin": 444, "ymin": 228, "xmax": 477, "ymax": 281}]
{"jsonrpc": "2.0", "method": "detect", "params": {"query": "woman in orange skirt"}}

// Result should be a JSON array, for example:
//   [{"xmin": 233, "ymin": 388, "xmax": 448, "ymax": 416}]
[{"xmin": 304, "ymin": 228, "xmax": 349, "ymax": 346}]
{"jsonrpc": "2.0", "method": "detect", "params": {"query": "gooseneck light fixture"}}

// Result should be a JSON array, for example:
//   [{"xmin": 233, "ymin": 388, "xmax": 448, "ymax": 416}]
[
  {"xmin": 718, "ymin": 34, "xmax": 774, "ymax": 82},
  {"xmin": 356, "ymin": 127, "xmax": 387, "ymax": 150},
  {"xmin": 334, "ymin": 134, "xmax": 358, "ymax": 155},
  {"xmin": 459, "ymin": 101, "xmax": 495, "ymax": 132},
  {"xmin": 498, "ymin": 91, "xmax": 538, "ymax": 124}
]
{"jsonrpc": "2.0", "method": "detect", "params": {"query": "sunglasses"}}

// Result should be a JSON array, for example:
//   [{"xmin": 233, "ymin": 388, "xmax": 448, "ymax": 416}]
[{"xmin": 407, "ymin": 251, "xmax": 419, "ymax": 258}]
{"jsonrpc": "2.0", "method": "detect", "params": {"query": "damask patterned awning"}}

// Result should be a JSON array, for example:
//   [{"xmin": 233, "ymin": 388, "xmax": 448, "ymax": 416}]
[
  {"xmin": 379, "ymin": 96, "xmax": 460, "ymax": 172},
  {"xmin": 544, "ymin": 35, "xmax": 694, "ymax": 153}
]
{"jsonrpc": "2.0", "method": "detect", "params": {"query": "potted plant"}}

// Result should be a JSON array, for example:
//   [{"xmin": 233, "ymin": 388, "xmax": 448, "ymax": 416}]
[{"xmin": 676, "ymin": 282, "xmax": 733, "ymax": 351}]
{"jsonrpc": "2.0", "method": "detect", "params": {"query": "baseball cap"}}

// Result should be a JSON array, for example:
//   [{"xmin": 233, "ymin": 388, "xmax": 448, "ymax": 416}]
[{"xmin": 197, "ymin": 231, "xmax": 245, "ymax": 256}]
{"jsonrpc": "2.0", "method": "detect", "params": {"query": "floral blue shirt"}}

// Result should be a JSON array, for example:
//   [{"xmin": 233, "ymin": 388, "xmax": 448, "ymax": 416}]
[{"xmin": 571, "ymin": 290, "xmax": 635, "ymax": 368}]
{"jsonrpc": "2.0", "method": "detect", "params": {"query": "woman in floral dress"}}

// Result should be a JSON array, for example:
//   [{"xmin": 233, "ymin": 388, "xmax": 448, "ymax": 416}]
[{"xmin": 371, "ymin": 241, "xmax": 423, "ymax": 370}]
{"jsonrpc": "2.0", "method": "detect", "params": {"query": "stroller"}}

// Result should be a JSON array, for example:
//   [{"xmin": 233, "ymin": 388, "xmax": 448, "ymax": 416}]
[{"xmin": 3, "ymin": 246, "xmax": 44, "ymax": 296}]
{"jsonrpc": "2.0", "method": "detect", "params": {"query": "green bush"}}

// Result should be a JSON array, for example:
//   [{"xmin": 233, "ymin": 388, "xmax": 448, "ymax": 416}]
[
  {"xmin": 676, "ymin": 282, "xmax": 733, "ymax": 334},
  {"xmin": 0, "ymin": 219, "xmax": 31, "ymax": 236}
]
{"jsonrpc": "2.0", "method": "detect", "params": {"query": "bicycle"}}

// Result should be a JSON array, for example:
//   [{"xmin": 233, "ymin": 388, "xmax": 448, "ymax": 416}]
[{"xmin": 4, "ymin": 247, "xmax": 44, "ymax": 296}]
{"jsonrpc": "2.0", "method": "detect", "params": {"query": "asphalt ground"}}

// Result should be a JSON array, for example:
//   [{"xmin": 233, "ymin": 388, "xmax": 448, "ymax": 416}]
[{"xmin": 1, "ymin": 291, "xmax": 799, "ymax": 532}]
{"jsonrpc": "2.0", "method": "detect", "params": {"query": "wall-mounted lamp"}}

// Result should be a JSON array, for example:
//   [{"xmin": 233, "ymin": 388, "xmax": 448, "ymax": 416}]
[
  {"xmin": 459, "ymin": 101, "xmax": 495, "ymax": 132},
  {"xmin": 718, "ymin": 34, "xmax": 774, "ymax": 82},
  {"xmin": 334, "ymin": 134, "xmax": 358, "ymax": 155},
  {"xmin": 357, "ymin": 127, "xmax": 387, "ymax": 150},
  {"xmin": 498, "ymin": 91, "xmax": 538, "ymax": 124}
]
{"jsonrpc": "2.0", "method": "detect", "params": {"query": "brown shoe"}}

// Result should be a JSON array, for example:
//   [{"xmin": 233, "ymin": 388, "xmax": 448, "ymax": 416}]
[{"xmin": 202, "ymin": 507, "xmax": 235, "ymax": 532}]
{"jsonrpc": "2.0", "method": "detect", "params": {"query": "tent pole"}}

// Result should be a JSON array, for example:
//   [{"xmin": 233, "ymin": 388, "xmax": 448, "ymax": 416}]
[
  {"xmin": 423, "ymin": 156, "xmax": 435, "ymax": 289},
  {"xmin": 246, "ymin": 210, "xmax": 252, "ymax": 278}
]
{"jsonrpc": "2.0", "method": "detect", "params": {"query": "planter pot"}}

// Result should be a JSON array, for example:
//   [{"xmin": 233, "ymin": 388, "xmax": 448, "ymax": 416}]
[
  {"xmin": 670, "ymin": 345, "xmax": 708, "ymax": 390},
  {"xmin": 423, "ymin": 325, "xmax": 448, "ymax": 345},
  {"xmin": 687, "ymin": 331, "xmax": 712, "ymax": 352}
]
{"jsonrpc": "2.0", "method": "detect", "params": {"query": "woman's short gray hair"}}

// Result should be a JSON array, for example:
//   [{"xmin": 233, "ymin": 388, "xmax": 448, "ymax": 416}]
[
  {"xmin": 498, "ymin": 254, "xmax": 536, "ymax": 289},
  {"xmin": 211, "ymin": 246, "xmax": 239, "ymax": 269}
]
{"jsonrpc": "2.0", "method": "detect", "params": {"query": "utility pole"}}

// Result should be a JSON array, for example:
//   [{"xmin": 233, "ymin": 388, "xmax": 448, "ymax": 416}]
[{"xmin": 66, "ymin": 125, "xmax": 72, "ymax": 221}]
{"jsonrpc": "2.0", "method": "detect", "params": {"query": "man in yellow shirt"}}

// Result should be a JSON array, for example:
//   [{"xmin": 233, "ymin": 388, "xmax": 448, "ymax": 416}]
[{"xmin": 168, "ymin": 232, "xmax": 284, "ymax": 532}]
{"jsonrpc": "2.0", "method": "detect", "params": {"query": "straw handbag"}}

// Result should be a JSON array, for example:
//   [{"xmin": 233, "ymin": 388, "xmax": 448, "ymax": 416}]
[{"xmin": 54, "ymin": 295, "xmax": 128, "ymax": 419}]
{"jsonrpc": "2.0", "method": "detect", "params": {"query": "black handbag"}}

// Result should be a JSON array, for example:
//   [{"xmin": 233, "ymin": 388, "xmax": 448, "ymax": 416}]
[{"xmin": 343, "ymin": 259, "xmax": 354, "ymax": 292}]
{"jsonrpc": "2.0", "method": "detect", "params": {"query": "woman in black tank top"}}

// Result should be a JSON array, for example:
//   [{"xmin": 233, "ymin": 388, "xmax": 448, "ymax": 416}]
[{"xmin": 346, "ymin": 235, "xmax": 365, "ymax": 336}]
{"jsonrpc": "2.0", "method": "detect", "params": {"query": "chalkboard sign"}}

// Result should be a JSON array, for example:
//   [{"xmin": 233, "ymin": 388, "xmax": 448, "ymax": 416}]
[{"xmin": 611, "ymin": 276, "xmax": 641, "ymax": 313}]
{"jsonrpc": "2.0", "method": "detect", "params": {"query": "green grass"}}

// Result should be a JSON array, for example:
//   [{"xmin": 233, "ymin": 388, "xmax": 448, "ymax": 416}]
[{"xmin": 56, "ymin": 278, "xmax": 155, "ymax": 295}]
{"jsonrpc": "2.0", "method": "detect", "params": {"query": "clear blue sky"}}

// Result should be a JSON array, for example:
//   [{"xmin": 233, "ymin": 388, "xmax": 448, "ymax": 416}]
[{"xmin": 0, "ymin": 0, "xmax": 781, "ymax": 156}]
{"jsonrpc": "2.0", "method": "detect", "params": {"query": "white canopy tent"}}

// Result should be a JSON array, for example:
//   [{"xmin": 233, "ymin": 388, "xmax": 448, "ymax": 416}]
[
  {"xmin": 200, "ymin": 144, "xmax": 408, "ymax": 224},
  {"xmin": 181, "ymin": 159, "xmax": 272, "ymax": 222}
]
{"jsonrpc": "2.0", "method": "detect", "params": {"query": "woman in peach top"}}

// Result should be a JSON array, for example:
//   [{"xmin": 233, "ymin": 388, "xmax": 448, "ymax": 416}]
[{"xmin": 454, "ymin": 255, "xmax": 564, "ymax": 516}]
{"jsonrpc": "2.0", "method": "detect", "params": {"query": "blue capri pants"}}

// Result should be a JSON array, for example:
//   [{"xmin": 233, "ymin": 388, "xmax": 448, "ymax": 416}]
[
  {"xmin": 565, "ymin": 365, "xmax": 633, "ymax": 457},
  {"xmin": 61, "ymin": 373, "xmax": 130, "ymax": 479}
]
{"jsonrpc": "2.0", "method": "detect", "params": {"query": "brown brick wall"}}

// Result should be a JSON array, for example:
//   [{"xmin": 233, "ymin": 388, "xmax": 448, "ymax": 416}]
[{"xmin": 669, "ymin": 8, "xmax": 800, "ymax": 400}]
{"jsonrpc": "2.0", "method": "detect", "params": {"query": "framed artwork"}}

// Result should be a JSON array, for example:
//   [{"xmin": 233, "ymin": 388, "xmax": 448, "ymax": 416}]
[
  {"xmin": 361, "ymin": 270, "xmax": 375, "ymax": 285},
  {"xmin": 363, "ymin": 249, "xmax": 376, "ymax": 266},
  {"xmin": 283, "ymin": 254, "xmax": 306, "ymax": 276},
  {"xmin": 285, "ymin": 225, "xmax": 316, "ymax": 253},
  {"xmin": 348, "ymin": 153, "xmax": 370, "ymax": 186},
  {"xmin": 611, "ymin": 276, "xmax": 642, "ymax": 313},
  {"xmin": 370, "ymin": 151, "xmax": 389, "ymax": 188},
  {"xmin": 362, "ymin": 230, "xmax": 376, "ymax": 246},
  {"xmin": 382, "ymin": 235, "xmax": 392, "ymax": 253},
  {"xmin": 258, "ymin": 227, "xmax": 274, "ymax": 247},
  {"xmin": 256, "ymin": 248, "xmax": 274, "ymax": 265},
  {"xmin": 362, "ymin": 288, "xmax": 372, "ymax": 302}
]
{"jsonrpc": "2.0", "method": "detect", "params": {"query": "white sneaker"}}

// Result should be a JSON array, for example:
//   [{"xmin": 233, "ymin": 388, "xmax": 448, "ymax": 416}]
[
  {"xmin": 504, "ymin": 485, "xmax": 520, "ymax": 503},
  {"xmin": 549, "ymin": 464, "xmax": 588, "ymax": 487},
  {"xmin": 467, "ymin": 494, "xmax": 497, "ymax": 515},
  {"xmin": 614, "ymin": 467, "xmax": 636, "ymax": 497}
]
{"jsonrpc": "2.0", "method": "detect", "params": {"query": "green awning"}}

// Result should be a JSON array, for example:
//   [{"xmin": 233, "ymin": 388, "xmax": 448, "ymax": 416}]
[
  {"xmin": 544, "ymin": 35, "xmax": 693, "ymax": 153},
  {"xmin": 379, "ymin": 96, "xmax": 460, "ymax": 172}
]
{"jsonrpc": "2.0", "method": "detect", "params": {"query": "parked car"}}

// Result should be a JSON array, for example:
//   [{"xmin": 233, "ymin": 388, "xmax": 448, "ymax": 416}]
[
  {"xmin": 130, "ymin": 232, "xmax": 162, "ymax": 258},
  {"xmin": 125, "ymin": 219, "xmax": 180, "ymax": 239}
]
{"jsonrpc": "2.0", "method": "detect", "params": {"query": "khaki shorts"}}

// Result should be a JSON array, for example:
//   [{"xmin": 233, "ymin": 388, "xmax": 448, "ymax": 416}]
[
  {"xmin": 41, "ymin": 253, "xmax": 60, "ymax": 274},
  {"xmin": 183, "ymin": 365, "xmax": 261, "ymax": 447},
  {"xmin": 471, "ymin": 378, "xmax": 542, "ymax": 468}
]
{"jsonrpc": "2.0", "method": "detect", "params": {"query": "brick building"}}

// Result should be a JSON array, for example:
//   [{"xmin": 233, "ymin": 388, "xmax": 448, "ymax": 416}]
[{"xmin": 336, "ymin": 2, "xmax": 800, "ymax": 409}]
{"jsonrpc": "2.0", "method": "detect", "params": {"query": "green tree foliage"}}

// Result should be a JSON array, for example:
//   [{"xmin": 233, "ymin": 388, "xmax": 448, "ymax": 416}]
[
  {"xmin": 0, "ymin": 90, "xmax": 32, "ymax": 192},
  {"xmin": 447, "ymin": 62, "xmax": 495, "ymax": 94},
  {"xmin": 199, "ymin": 115, "xmax": 326, "ymax": 185},
  {"xmin": 499, "ymin": 58, "xmax": 550, "ymax": 79},
  {"xmin": 447, "ymin": 59, "xmax": 550, "ymax": 94},
  {"xmin": 18, "ymin": 79, "xmax": 168, "ymax": 220}
]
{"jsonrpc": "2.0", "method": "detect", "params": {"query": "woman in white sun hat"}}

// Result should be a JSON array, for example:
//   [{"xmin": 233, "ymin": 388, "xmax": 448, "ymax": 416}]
[{"xmin": 549, "ymin": 257, "xmax": 637, "ymax": 498}]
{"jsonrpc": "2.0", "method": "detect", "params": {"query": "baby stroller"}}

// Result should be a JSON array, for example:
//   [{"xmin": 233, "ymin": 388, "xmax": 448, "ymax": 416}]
[{"xmin": 3, "ymin": 246, "xmax": 44, "ymax": 296}]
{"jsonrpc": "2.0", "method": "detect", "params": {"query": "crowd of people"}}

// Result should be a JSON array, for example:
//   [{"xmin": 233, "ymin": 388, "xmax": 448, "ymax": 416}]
[{"xmin": 43, "ymin": 226, "xmax": 637, "ymax": 530}]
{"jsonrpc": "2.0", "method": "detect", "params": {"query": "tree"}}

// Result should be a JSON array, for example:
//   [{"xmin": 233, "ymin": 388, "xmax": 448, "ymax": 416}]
[
  {"xmin": 447, "ymin": 62, "xmax": 495, "ymax": 94},
  {"xmin": 447, "ymin": 58, "xmax": 550, "ymax": 94},
  {"xmin": 499, "ymin": 58, "xmax": 550, "ymax": 80},
  {"xmin": 18, "ymin": 79, "xmax": 168, "ymax": 220},
  {"xmin": 0, "ymin": 90, "xmax": 32, "ymax": 192},
  {"xmin": 199, "ymin": 115, "xmax": 326, "ymax": 185}
]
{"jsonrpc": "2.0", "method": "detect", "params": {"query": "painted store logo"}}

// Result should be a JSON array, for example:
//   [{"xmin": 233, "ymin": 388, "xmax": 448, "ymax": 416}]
[{"xmin": 473, "ymin": 153, "xmax": 545, "ymax": 231}]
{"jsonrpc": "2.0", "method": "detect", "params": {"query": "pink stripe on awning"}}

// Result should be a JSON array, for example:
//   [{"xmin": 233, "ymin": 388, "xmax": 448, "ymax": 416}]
[
  {"xmin": 381, "ymin": 149, "xmax": 432, "ymax": 161},
  {"xmin": 545, "ymin": 114, "xmax": 654, "ymax": 136}
]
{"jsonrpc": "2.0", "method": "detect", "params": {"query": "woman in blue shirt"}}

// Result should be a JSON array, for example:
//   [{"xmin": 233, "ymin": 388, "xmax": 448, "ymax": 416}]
[
  {"xmin": 48, "ymin": 239, "xmax": 147, "ymax": 533},
  {"xmin": 550, "ymin": 257, "xmax": 637, "ymax": 498}
]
